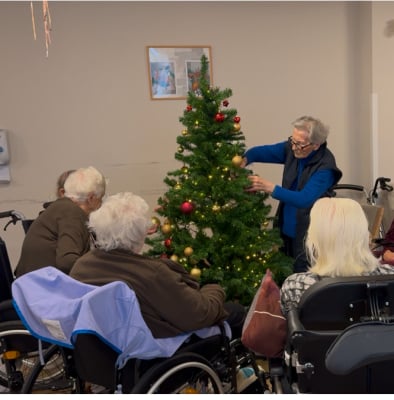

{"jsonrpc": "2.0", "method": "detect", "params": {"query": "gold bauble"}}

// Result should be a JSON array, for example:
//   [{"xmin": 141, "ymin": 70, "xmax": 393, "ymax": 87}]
[
  {"xmin": 161, "ymin": 223, "xmax": 172, "ymax": 234},
  {"xmin": 190, "ymin": 267, "xmax": 202, "ymax": 279},
  {"xmin": 182, "ymin": 129, "xmax": 188, "ymax": 136},
  {"xmin": 233, "ymin": 123, "xmax": 241, "ymax": 132},
  {"xmin": 184, "ymin": 246, "xmax": 194, "ymax": 256},
  {"xmin": 232, "ymin": 155, "xmax": 243, "ymax": 167},
  {"xmin": 151, "ymin": 216, "xmax": 160, "ymax": 226},
  {"xmin": 170, "ymin": 254, "xmax": 179, "ymax": 262}
]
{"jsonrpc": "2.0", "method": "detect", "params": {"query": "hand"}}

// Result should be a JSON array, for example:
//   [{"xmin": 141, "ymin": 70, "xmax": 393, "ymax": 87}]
[
  {"xmin": 147, "ymin": 223, "xmax": 159, "ymax": 235},
  {"xmin": 245, "ymin": 175, "xmax": 275, "ymax": 194},
  {"xmin": 382, "ymin": 249, "xmax": 394, "ymax": 265}
]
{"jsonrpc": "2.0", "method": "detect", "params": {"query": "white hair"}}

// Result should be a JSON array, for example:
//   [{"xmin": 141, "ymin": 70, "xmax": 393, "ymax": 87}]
[
  {"xmin": 88, "ymin": 192, "xmax": 150, "ymax": 253},
  {"xmin": 307, "ymin": 197, "xmax": 380, "ymax": 277},
  {"xmin": 64, "ymin": 166, "xmax": 106, "ymax": 202}
]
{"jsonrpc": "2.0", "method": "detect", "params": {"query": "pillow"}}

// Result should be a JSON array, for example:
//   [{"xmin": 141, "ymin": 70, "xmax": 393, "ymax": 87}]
[{"xmin": 241, "ymin": 269, "xmax": 287, "ymax": 358}]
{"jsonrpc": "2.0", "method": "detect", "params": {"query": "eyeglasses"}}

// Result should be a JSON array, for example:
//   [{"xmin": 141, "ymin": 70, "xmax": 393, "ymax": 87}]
[{"xmin": 288, "ymin": 136, "xmax": 313, "ymax": 150}]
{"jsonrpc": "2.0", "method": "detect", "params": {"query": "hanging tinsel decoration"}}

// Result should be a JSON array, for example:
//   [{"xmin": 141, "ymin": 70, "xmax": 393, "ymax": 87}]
[{"xmin": 30, "ymin": 1, "xmax": 52, "ymax": 57}]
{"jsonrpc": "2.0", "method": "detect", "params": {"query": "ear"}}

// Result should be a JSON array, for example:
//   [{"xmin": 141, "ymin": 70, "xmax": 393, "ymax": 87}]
[{"xmin": 86, "ymin": 192, "xmax": 96, "ymax": 204}]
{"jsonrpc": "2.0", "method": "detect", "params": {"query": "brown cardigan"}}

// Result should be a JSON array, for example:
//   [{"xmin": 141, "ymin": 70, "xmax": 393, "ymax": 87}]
[
  {"xmin": 70, "ymin": 248, "xmax": 228, "ymax": 338},
  {"xmin": 15, "ymin": 197, "xmax": 90, "ymax": 277}
]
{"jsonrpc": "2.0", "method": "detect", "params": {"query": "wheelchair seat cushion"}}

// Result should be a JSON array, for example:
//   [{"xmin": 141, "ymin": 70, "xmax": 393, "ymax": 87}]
[{"xmin": 12, "ymin": 266, "xmax": 231, "ymax": 368}]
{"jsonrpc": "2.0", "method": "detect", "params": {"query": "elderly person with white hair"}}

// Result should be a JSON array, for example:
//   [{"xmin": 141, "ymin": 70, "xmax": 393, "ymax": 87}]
[
  {"xmin": 280, "ymin": 197, "xmax": 394, "ymax": 316},
  {"xmin": 15, "ymin": 166, "xmax": 106, "ymax": 277},
  {"xmin": 70, "ymin": 192, "xmax": 240, "ymax": 339}
]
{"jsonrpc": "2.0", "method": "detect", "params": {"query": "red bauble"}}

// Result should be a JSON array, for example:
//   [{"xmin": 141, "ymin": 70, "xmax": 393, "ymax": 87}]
[
  {"xmin": 215, "ymin": 113, "xmax": 225, "ymax": 122},
  {"xmin": 186, "ymin": 105, "xmax": 192, "ymax": 112},
  {"xmin": 233, "ymin": 116, "xmax": 241, "ymax": 123},
  {"xmin": 164, "ymin": 238, "xmax": 172, "ymax": 248},
  {"xmin": 223, "ymin": 100, "xmax": 229, "ymax": 107},
  {"xmin": 180, "ymin": 201, "xmax": 194, "ymax": 214}
]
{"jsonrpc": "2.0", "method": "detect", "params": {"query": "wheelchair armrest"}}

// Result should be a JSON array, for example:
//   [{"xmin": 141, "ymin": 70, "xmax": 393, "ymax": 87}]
[
  {"xmin": 287, "ymin": 306, "xmax": 305, "ymax": 336},
  {"xmin": 325, "ymin": 322, "xmax": 394, "ymax": 375}
]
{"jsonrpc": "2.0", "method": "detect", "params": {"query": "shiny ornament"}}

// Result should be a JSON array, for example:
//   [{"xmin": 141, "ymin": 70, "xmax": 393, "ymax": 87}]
[
  {"xmin": 177, "ymin": 146, "xmax": 184, "ymax": 153},
  {"xmin": 194, "ymin": 120, "xmax": 199, "ymax": 126},
  {"xmin": 170, "ymin": 254, "xmax": 179, "ymax": 262},
  {"xmin": 180, "ymin": 201, "xmax": 194, "ymax": 214},
  {"xmin": 215, "ymin": 113, "xmax": 225, "ymax": 122},
  {"xmin": 223, "ymin": 100, "xmax": 229, "ymax": 107},
  {"xmin": 161, "ymin": 223, "xmax": 172, "ymax": 234},
  {"xmin": 190, "ymin": 267, "xmax": 202, "ymax": 279},
  {"xmin": 175, "ymin": 183, "xmax": 182, "ymax": 190},
  {"xmin": 151, "ymin": 216, "xmax": 160, "ymax": 226},
  {"xmin": 181, "ymin": 166, "xmax": 189, "ymax": 174},
  {"xmin": 184, "ymin": 246, "xmax": 194, "ymax": 256},
  {"xmin": 164, "ymin": 238, "xmax": 172, "ymax": 248},
  {"xmin": 233, "ymin": 123, "xmax": 241, "ymax": 132},
  {"xmin": 232, "ymin": 155, "xmax": 243, "ymax": 167},
  {"xmin": 233, "ymin": 116, "xmax": 241, "ymax": 123},
  {"xmin": 186, "ymin": 105, "xmax": 192, "ymax": 112},
  {"xmin": 182, "ymin": 129, "xmax": 188, "ymax": 136}
]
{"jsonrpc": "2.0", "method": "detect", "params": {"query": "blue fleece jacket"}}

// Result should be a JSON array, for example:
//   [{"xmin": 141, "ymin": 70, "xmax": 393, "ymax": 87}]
[{"xmin": 244, "ymin": 141, "xmax": 335, "ymax": 237}]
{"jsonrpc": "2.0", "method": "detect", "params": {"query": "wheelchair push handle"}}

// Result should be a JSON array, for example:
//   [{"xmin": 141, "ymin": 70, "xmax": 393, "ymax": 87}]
[
  {"xmin": 332, "ymin": 184, "xmax": 365, "ymax": 192},
  {"xmin": 0, "ymin": 210, "xmax": 27, "ymax": 231},
  {"xmin": 371, "ymin": 177, "xmax": 393, "ymax": 200}
]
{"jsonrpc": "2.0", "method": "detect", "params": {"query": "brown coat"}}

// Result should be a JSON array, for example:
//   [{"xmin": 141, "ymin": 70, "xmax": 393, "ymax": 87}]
[
  {"xmin": 15, "ymin": 197, "xmax": 90, "ymax": 277},
  {"xmin": 70, "ymin": 248, "xmax": 228, "ymax": 338}
]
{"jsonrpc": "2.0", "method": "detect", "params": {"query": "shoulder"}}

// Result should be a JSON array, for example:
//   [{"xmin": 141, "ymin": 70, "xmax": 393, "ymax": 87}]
[
  {"xmin": 371, "ymin": 264, "xmax": 394, "ymax": 275},
  {"xmin": 281, "ymin": 272, "xmax": 319, "ymax": 291},
  {"xmin": 43, "ymin": 198, "xmax": 81, "ymax": 214}
]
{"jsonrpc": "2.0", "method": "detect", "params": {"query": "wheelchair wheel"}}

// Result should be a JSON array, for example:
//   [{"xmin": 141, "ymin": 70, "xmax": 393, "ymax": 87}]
[
  {"xmin": 131, "ymin": 352, "xmax": 224, "ymax": 394},
  {"xmin": 0, "ymin": 320, "xmax": 67, "ymax": 393},
  {"xmin": 21, "ymin": 343, "xmax": 83, "ymax": 393}
]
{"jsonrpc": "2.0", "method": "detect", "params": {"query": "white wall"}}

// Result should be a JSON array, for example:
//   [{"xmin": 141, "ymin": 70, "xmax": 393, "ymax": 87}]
[{"xmin": 0, "ymin": 1, "xmax": 392, "ymax": 266}]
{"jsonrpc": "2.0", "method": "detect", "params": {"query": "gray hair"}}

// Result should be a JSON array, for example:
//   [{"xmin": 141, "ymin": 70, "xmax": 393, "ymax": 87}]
[
  {"xmin": 88, "ymin": 192, "xmax": 150, "ymax": 252},
  {"xmin": 56, "ymin": 169, "xmax": 76, "ymax": 197},
  {"xmin": 292, "ymin": 115, "xmax": 329, "ymax": 145},
  {"xmin": 64, "ymin": 166, "xmax": 106, "ymax": 203}
]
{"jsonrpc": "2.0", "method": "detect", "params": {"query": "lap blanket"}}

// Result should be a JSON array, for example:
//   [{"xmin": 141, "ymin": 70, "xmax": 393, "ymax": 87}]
[{"xmin": 12, "ymin": 266, "xmax": 230, "ymax": 368}]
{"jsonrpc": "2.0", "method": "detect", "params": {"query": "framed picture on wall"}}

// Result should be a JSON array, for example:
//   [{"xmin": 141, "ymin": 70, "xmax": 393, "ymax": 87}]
[{"xmin": 146, "ymin": 46, "xmax": 212, "ymax": 100}]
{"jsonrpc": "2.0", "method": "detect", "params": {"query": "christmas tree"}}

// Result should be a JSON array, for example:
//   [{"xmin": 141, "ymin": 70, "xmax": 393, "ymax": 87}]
[{"xmin": 145, "ymin": 55, "xmax": 292, "ymax": 305}]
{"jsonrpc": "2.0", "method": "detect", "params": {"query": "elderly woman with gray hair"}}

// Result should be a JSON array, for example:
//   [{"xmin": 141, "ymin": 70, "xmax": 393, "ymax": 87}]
[
  {"xmin": 15, "ymin": 166, "xmax": 106, "ymax": 277},
  {"xmin": 242, "ymin": 116, "xmax": 342, "ymax": 273}
]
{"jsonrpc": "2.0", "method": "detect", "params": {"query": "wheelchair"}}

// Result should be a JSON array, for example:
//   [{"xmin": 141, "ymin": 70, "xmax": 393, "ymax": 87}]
[
  {"xmin": 11, "ymin": 267, "xmax": 268, "ymax": 394},
  {"xmin": 21, "ymin": 328, "xmax": 267, "ymax": 393},
  {"xmin": 267, "ymin": 274, "xmax": 394, "ymax": 394},
  {"xmin": 0, "ymin": 210, "xmax": 64, "ymax": 393},
  {"xmin": 0, "ymin": 299, "xmax": 74, "ymax": 393}
]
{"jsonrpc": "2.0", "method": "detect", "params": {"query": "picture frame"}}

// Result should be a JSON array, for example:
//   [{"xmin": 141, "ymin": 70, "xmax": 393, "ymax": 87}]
[{"xmin": 146, "ymin": 46, "xmax": 212, "ymax": 100}]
